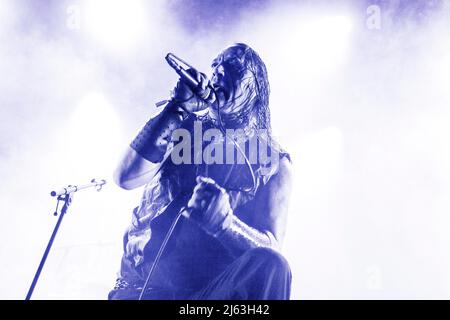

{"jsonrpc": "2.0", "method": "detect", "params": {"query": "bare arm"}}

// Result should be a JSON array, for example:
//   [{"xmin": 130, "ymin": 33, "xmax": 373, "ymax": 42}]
[
  {"xmin": 114, "ymin": 103, "xmax": 185, "ymax": 190},
  {"xmin": 256, "ymin": 156, "xmax": 293, "ymax": 247},
  {"xmin": 114, "ymin": 72, "xmax": 211, "ymax": 190},
  {"xmin": 113, "ymin": 147, "xmax": 162, "ymax": 190}
]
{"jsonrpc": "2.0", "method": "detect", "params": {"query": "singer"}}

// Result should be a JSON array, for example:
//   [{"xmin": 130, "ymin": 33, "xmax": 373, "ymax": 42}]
[{"xmin": 109, "ymin": 43, "xmax": 293, "ymax": 300}]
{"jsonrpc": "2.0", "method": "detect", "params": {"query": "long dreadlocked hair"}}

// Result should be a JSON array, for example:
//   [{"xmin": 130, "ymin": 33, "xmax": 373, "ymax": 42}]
[{"xmin": 234, "ymin": 43, "xmax": 272, "ymax": 137}]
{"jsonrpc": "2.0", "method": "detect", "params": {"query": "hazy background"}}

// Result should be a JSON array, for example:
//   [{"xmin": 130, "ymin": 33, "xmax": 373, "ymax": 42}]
[{"xmin": 1, "ymin": 0, "xmax": 450, "ymax": 299}]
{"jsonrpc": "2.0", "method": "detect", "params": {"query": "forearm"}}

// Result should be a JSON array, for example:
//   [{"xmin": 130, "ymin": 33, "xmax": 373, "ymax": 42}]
[
  {"xmin": 115, "ymin": 101, "xmax": 187, "ymax": 189},
  {"xmin": 215, "ymin": 214, "xmax": 279, "ymax": 257},
  {"xmin": 114, "ymin": 147, "xmax": 160, "ymax": 190},
  {"xmin": 130, "ymin": 101, "xmax": 186, "ymax": 163}
]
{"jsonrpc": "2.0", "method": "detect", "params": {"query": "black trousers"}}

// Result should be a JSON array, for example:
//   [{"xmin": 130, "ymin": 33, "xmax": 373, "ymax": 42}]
[{"xmin": 108, "ymin": 247, "xmax": 292, "ymax": 300}]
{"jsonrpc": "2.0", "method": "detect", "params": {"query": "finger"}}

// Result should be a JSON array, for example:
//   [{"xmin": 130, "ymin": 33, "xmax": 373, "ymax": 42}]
[
  {"xmin": 199, "ymin": 72, "xmax": 209, "ymax": 91},
  {"xmin": 179, "ymin": 79, "xmax": 194, "ymax": 94},
  {"xmin": 173, "ymin": 80, "xmax": 193, "ymax": 101},
  {"xmin": 187, "ymin": 196, "xmax": 203, "ymax": 210},
  {"xmin": 194, "ymin": 188, "xmax": 214, "ymax": 199},
  {"xmin": 189, "ymin": 197, "xmax": 204, "ymax": 209},
  {"xmin": 196, "ymin": 175, "xmax": 216, "ymax": 185},
  {"xmin": 187, "ymin": 194, "xmax": 210, "ymax": 214},
  {"xmin": 196, "ymin": 182, "xmax": 221, "ymax": 196},
  {"xmin": 190, "ymin": 193, "xmax": 213, "ymax": 211},
  {"xmin": 188, "ymin": 182, "xmax": 218, "ymax": 212},
  {"xmin": 205, "ymin": 197, "xmax": 230, "ymax": 227},
  {"xmin": 192, "ymin": 181, "xmax": 215, "ymax": 195},
  {"xmin": 198, "ymin": 177, "xmax": 225, "ymax": 196},
  {"xmin": 194, "ymin": 70, "xmax": 202, "ymax": 83},
  {"xmin": 191, "ymin": 183, "xmax": 215, "ymax": 201}
]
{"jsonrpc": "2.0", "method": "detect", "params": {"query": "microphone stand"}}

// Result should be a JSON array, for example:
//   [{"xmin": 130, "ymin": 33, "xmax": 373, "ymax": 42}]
[{"xmin": 25, "ymin": 179, "xmax": 106, "ymax": 300}]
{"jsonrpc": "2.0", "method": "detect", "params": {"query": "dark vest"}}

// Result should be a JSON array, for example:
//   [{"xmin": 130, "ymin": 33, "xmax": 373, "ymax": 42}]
[{"xmin": 118, "ymin": 116, "xmax": 289, "ymax": 292}]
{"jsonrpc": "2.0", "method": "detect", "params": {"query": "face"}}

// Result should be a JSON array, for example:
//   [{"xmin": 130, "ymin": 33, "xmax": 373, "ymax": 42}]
[{"xmin": 209, "ymin": 45, "xmax": 257, "ymax": 122}]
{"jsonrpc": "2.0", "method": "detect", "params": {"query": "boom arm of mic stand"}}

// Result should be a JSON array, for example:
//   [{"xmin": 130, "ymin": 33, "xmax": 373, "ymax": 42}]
[
  {"xmin": 25, "ymin": 178, "xmax": 106, "ymax": 300},
  {"xmin": 50, "ymin": 179, "xmax": 106, "ymax": 197}
]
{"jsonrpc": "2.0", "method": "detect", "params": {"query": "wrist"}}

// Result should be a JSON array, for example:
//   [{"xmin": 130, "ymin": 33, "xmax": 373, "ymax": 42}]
[
  {"xmin": 215, "ymin": 214, "xmax": 276, "ymax": 255},
  {"xmin": 165, "ymin": 99, "xmax": 190, "ymax": 121},
  {"xmin": 130, "ymin": 102, "xmax": 185, "ymax": 162}
]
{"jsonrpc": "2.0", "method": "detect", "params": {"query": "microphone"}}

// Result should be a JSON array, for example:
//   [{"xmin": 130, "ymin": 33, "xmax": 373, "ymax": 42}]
[{"xmin": 165, "ymin": 53, "xmax": 216, "ymax": 103}]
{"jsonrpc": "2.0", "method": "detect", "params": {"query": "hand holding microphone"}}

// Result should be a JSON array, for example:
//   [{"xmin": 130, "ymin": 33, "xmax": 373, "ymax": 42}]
[
  {"xmin": 166, "ymin": 53, "xmax": 216, "ymax": 113},
  {"xmin": 170, "ymin": 69, "xmax": 211, "ymax": 113}
]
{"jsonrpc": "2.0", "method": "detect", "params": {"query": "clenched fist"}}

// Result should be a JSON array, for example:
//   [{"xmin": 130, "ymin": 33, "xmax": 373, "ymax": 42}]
[
  {"xmin": 171, "ymin": 69, "xmax": 211, "ymax": 113},
  {"xmin": 185, "ymin": 176, "xmax": 233, "ymax": 237}
]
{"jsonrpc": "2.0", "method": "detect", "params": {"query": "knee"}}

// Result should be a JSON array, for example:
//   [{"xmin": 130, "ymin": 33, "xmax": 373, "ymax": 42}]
[{"xmin": 246, "ymin": 247, "xmax": 291, "ymax": 275}]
